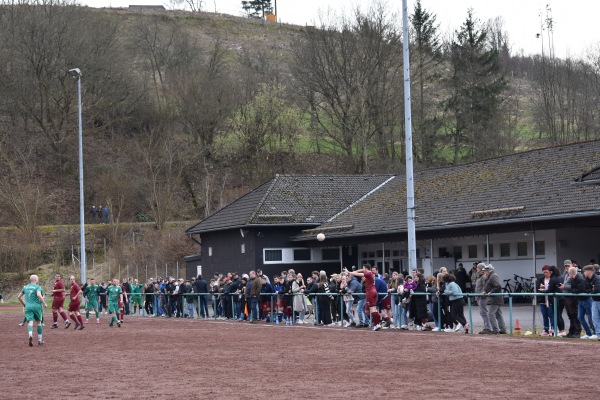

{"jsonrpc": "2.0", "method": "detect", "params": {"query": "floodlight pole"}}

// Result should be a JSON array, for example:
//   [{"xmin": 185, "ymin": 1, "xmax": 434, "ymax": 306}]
[
  {"xmin": 402, "ymin": 0, "xmax": 417, "ymax": 271},
  {"xmin": 69, "ymin": 68, "xmax": 86, "ymax": 283}
]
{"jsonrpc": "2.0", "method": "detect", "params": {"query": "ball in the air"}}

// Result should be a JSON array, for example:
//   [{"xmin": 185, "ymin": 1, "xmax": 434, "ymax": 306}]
[{"xmin": 317, "ymin": 233, "xmax": 325, "ymax": 241}]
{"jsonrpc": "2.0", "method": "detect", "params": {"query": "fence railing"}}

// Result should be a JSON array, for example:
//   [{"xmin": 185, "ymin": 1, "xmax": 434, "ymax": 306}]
[{"xmin": 96, "ymin": 291, "xmax": 599, "ymax": 337}]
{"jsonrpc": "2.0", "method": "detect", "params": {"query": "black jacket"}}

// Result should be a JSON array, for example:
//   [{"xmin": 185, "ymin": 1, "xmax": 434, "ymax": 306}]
[{"xmin": 193, "ymin": 279, "xmax": 209, "ymax": 295}]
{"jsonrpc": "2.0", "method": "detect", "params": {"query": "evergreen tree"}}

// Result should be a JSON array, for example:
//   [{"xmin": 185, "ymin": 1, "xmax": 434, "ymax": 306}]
[
  {"xmin": 445, "ymin": 9, "xmax": 507, "ymax": 163},
  {"xmin": 410, "ymin": 0, "xmax": 443, "ymax": 165},
  {"xmin": 241, "ymin": 0, "xmax": 272, "ymax": 19}
]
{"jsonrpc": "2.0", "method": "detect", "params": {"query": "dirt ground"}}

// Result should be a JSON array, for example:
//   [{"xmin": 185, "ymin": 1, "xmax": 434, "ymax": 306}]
[{"xmin": 1, "ymin": 311, "xmax": 599, "ymax": 400}]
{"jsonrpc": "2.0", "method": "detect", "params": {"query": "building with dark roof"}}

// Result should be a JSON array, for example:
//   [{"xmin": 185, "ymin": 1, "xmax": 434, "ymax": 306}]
[{"xmin": 185, "ymin": 141, "xmax": 600, "ymax": 284}]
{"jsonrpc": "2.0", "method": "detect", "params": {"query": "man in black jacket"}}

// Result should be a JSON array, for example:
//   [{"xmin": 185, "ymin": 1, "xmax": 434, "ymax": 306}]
[
  {"xmin": 193, "ymin": 275, "xmax": 209, "ymax": 318},
  {"xmin": 229, "ymin": 273, "xmax": 243, "ymax": 320},
  {"xmin": 561, "ymin": 266, "xmax": 585, "ymax": 338}
]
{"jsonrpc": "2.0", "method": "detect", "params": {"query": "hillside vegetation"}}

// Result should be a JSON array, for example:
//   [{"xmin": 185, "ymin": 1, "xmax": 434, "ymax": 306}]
[{"xmin": 1, "ymin": 0, "xmax": 599, "ymax": 277}]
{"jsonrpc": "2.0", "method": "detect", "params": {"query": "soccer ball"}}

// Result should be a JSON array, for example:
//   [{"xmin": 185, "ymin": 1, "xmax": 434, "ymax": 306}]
[{"xmin": 317, "ymin": 233, "xmax": 325, "ymax": 241}]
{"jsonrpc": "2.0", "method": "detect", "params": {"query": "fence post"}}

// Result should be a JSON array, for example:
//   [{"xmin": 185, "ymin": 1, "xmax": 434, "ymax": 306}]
[
  {"xmin": 467, "ymin": 295, "xmax": 472, "ymax": 334},
  {"xmin": 340, "ymin": 294, "xmax": 344, "ymax": 326},
  {"xmin": 508, "ymin": 295, "xmax": 513, "ymax": 334},
  {"xmin": 553, "ymin": 295, "xmax": 558, "ymax": 336}
]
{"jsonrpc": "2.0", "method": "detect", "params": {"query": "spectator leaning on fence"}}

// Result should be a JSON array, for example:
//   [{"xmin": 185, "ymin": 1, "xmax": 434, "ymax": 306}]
[
  {"xmin": 442, "ymin": 273, "xmax": 467, "ymax": 333},
  {"xmin": 582, "ymin": 265, "xmax": 600, "ymax": 340},
  {"xmin": 562, "ymin": 266, "xmax": 585, "ymax": 338},
  {"xmin": 481, "ymin": 264, "xmax": 506, "ymax": 335}
]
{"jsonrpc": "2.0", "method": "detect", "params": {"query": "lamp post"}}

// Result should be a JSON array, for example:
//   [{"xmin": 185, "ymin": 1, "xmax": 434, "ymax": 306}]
[{"xmin": 68, "ymin": 67, "xmax": 86, "ymax": 283}]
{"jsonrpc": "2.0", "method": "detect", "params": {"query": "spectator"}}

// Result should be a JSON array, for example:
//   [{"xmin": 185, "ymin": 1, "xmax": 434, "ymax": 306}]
[
  {"xmin": 88, "ymin": 205, "xmax": 98, "ymax": 223},
  {"xmin": 272, "ymin": 275, "xmax": 284, "ymax": 324},
  {"xmin": 481, "ymin": 264, "xmax": 506, "ymax": 334},
  {"xmin": 562, "ymin": 266, "xmax": 585, "ymax": 338},
  {"xmin": 101, "ymin": 205, "xmax": 110, "ymax": 223},
  {"xmin": 425, "ymin": 274, "xmax": 439, "ymax": 331},
  {"xmin": 248, "ymin": 270, "xmax": 262, "ymax": 322},
  {"xmin": 442, "ymin": 273, "xmax": 467, "ymax": 333},
  {"xmin": 537, "ymin": 265, "xmax": 561, "ymax": 336},
  {"xmin": 581, "ymin": 265, "xmax": 599, "ymax": 339},
  {"xmin": 260, "ymin": 276, "xmax": 273, "ymax": 321},
  {"xmin": 456, "ymin": 263, "xmax": 468, "ymax": 292},
  {"xmin": 193, "ymin": 275, "xmax": 209, "ymax": 318},
  {"xmin": 291, "ymin": 273, "xmax": 306, "ymax": 324},
  {"xmin": 409, "ymin": 273, "xmax": 428, "ymax": 330},
  {"xmin": 230, "ymin": 272, "xmax": 243, "ymax": 321},
  {"xmin": 317, "ymin": 270, "xmax": 333, "ymax": 326},
  {"xmin": 475, "ymin": 263, "xmax": 491, "ymax": 334}
]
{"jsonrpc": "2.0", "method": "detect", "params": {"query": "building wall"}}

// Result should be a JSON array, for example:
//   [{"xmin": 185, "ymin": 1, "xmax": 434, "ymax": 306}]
[
  {"xmin": 357, "ymin": 230, "xmax": 558, "ymax": 285},
  {"xmin": 556, "ymin": 227, "xmax": 600, "ymax": 267}
]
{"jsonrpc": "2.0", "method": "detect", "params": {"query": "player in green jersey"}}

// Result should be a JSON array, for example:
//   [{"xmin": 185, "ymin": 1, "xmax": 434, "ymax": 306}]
[
  {"xmin": 17, "ymin": 275, "xmax": 48, "ymax": 346},
  {"xmin": 106, "ymin": 278, "xmax": 123, "ymax": 328},
  {"xmin": 84, "ymin": 278, "xmax": 101, "ymax": 324},
  {"xmin": 130, "ymin": 278, "xmax": 144, "ymax": 315}
]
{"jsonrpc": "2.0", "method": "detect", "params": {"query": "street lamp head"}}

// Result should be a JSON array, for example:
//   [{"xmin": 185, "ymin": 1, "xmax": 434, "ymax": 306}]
[{"xmin": 68, "ymin": 68, "xmax": 81, "ymax": 78}]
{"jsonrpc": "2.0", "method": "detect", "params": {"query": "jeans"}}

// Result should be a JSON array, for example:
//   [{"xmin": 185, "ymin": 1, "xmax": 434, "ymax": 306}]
[
  {"xmin": 578, "ymin": 298, "xmax": 594, "ymax": 336},
  {"xmin": 186, "ymin": 302, "xmax": 194, "ymax": 318},
  {"xmin": 591, "ymin": 301, "xmax": 600, "ymax": 336},
  {"xmin": 198, "ymin": 295, "xmax": 209, "ymax": 318},
  {"xmin": 153, "ymin": 295, "xmax": 160, "ymax": 316},
  {"xmin": 357, "ymin": 298, "xmax": 367, "ymax": 325},
  {"xmin": 233, "ymin": 300, "xmax": 241, "ymax": 320},
  {"xmin": 250, "ymin": 297, "xmax": 259, "ymax": 321},
  {"xmin": 345, "ymin": 301, "xmax": 355, "ymax": 324},
  {"xmin": 540, "ymin": 303, "xmax": 555, "ymax": 333}
]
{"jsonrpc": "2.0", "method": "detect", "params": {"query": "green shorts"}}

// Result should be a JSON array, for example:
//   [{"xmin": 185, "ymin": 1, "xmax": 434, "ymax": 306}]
[
  {"xmin": 25, "ymin": 305, "xmax": 43, "ymax": 322},
  {"xmin": 108, "ymin": 302, "xmax": 119, "ymax": 314},
  {"xmin": 86, "ymin": 300, "xmax": 98, "ymax": 310}
]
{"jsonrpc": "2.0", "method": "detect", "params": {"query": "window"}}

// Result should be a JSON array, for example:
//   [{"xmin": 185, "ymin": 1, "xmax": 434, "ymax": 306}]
[
  {"xmin": 264, "ymin": 249, "xmax": 282, "ymax": 262},
  {"xmin": 393, "ymin": 250, "xmax": 400, "ymax": 257},
  {"xmin": 368, "ymin": 252, "xmax": 375, "ymax": 258},
  {"xmin": 500, "ymin": 243, "xmax": 510, "ymax": 257},
  {"xmin": 517, "ymin": 242, "xmax": 528, "ymax": 257},
  {"xmin": 438, "ymin": 247, "xmax": 448, "ymax": 258},
  {"xmin": 535, "ymin": 241, "xmax": 545, "ymax": 256},
  {"xmin": 393, "ymin": 260, "xmax": 401, "ymax": 270},
  {"xmin": 483, "ymin": 244, "xmax": 494, "ymax": 258},
  {"xmin": 362, "ymin": 252, "xmax": 368, "ymax": 258},
  {"xmin": 293, "ymin": 248, "xmax": 311, "ymax": 261},
  {"xmin": 322, "ymin": 248, "xmax": 340, "ymax": 261},
  {"xmin": 453, "ymin": 246, "xmax": 463, "ymax": 260},
  {"xmin": 468, "ymin": 245, "xmax": 477, "ymax": 259},
  {"xmin": 241, "ymin": 244, "xmax": 245, "ymax": 254},
  {"xmin": 208, "ymin": 247, "xmax": 212, "ymax": 257}
]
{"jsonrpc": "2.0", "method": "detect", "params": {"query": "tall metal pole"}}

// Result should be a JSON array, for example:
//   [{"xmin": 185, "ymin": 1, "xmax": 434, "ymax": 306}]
[
  {"xmin": 402, "ymin": 0, "xmax": 417, "ymax": 271},
  {"xmin": 70, "ymin": 68, "xmax": 87, "ymax": 284}
]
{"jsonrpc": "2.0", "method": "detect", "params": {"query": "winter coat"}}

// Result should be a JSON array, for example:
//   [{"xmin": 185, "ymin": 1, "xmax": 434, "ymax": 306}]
[
  {"xmin": 482, "ymin": 272, "xmax": 503, "ymax": 305},
  {"xmin": 410, "ymin": 281, "xmax": 428, "ymax": 320},
  {"xmin": 292, "ymin": 280, "xmax": 306, "ymax": 311}
]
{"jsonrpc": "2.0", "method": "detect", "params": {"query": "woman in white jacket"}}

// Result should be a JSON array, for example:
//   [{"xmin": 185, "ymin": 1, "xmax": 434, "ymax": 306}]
[{"xmin": 292, "ymin": 273, "xmax": 307, "ymax": 324}]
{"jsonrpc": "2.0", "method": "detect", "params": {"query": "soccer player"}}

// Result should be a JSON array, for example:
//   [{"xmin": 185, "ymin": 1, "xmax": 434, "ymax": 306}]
[
  {"xmin": 84, "ymin": 278, "xmax": 101, "ymax": 324},
  {"xmin": 349, "ymin": 264, "xmax": 383, "ymax": 331},
  {"xmin": 50, "ymin": 274, "xmax": 70, "ymax": 329},
  {"xmin": 18, "ymin": 274, "xmax": 48, "ymax": 346},
  {"xmin": 106, "ymin": 278, "xmax": 123, "ymax": 327},
  {"xmin": 130, "ymin": 278, "xmax": 143, "ymax": 315},
  {"xmin": 67, "ymin": 275, "xmax": 85, "ymax": 330}
]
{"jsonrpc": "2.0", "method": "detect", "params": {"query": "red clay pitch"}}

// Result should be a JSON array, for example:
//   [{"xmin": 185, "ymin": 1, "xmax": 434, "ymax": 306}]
[{"xmin": 0, "ymin": 311, "xmax": 598, "ymax": 399}]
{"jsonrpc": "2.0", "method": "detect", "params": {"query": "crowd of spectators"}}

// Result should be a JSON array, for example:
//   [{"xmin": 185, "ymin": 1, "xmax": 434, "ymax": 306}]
[{"xmin": 88, "ymin": 261, "xmax": 600, "ymax": 338}]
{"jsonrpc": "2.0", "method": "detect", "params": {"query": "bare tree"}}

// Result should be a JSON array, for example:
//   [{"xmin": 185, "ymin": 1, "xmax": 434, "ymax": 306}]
[{"xmin": 291, "ymin": 4, "xmax": 403, "ymax": 173}]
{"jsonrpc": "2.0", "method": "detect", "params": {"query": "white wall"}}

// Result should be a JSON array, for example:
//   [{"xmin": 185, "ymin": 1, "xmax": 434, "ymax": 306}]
[{"xmin": 556, "ymin": 227, "xmax": 600, "ymax": 267}]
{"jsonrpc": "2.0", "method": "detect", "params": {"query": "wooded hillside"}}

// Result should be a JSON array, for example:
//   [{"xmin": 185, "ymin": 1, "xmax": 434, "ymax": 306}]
[{"xmin": 1, "ymin": 0, "xmax": 599, "ymax": 274}]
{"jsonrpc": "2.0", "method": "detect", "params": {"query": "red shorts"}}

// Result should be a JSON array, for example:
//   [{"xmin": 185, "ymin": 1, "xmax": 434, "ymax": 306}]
[
  {"xmin": 381, "ymin": 295, "xmax": 391, "ymax": 311},
  {"xmin": 366, "ymin": 291, "xmax": 377, "ymax": 308},
  {"xmin": 52, "ymin": 297, "xmax": 65, "ymax": 310},
  {"xmin": 68, "ymin": 299, "xmax": 81, "ymax": 312}
]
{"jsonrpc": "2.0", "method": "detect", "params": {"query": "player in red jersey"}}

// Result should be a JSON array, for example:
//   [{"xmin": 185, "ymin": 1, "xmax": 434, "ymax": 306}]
[
  {"xmin": 51, "ymin": 274, "xmax": 70, "ymax": 329},
  {"xmin": 349, "ymin": 264, "xmax": 383, "ymax": 331},
  {"xmin": 67, "ymin": 276, "xmax": 85, "ymax": 330}
]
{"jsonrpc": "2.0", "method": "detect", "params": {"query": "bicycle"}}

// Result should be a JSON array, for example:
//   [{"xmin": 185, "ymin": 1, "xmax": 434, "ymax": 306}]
[
  {"xmin": 513, "ymin": 274, "xmax": 534, "ymax": 303},
  {"xmin": 501, "ymin": 278, "xmax": 514, "ymax": 294}
]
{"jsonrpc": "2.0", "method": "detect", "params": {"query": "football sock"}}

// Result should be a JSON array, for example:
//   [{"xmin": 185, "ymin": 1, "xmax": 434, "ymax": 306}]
[
  {"xmin": 372, "ymin": 312, "xmax": 381, "ymax": 325},
  {"xmin": 95, "ymin": 312, "xmax": 99, "ymax": 318},
  {"xmin": 77, "ymin": 315, "xmax": 84, "ymax": 325},
  {"xmin": 28, "ymin": 325, "xmax": 33, "ymax": 337},
  {"xmin": 60, "ymin": 311, "xmax": 68, "ymax": 321},
  {"xmin": 70, "ymin": 314, "xmax": 78, "ymax": 323},
  {"xmin": 86, "ymin": 311, "xmax": 89, "ymax": 319},
  {"xmin": 53, "ymin": 312, "xmax": 58, "ymax": 323},
  {"xmin": 37, "ymin": 325, "xmax": 42, "ymax": 335}
]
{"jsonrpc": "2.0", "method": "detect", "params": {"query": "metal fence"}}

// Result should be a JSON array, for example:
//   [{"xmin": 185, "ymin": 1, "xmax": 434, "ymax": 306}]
[{"xmin": 97, "ymin": 290, "xmax": 599, "ymax": 337}]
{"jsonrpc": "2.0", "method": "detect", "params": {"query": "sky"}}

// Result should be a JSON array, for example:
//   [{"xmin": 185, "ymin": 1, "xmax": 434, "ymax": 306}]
[{"xmin": 81, "ymin": 0, "xmax": 600, "ymax": 59}]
